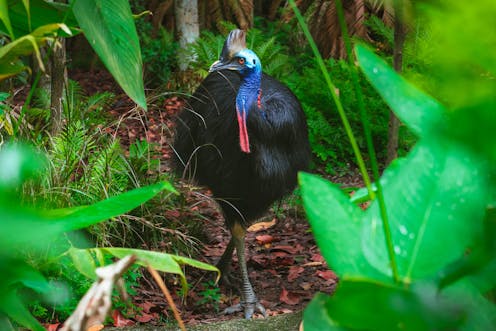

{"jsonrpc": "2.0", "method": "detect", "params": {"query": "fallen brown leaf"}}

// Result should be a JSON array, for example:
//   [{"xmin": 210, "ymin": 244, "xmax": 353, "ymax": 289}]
[
  {"xmin": 87, "ymin": 325, "xmax": 104, "ymax": 331},
  {"xmin": 45, "ymin": 323, "xmax": 61, "ymax": 331},
  {"xmin": 247, "ymin": 218, "xmax": 277, "ymax": 232},
  {"xmin": 112, "ymin": 310, "xmax": 134, "ymax": 327},
  {"xmin": 316, "ymin": 270, "xmax": 337, "ymax": 281},
  {"xmin": 299, "ymin": 282, "xmax": 312, "ymax": 291},
  {"xmin": 311, "ymin": 253, "xmax": 325, "ymax": 262},
  {"xmin": 255, "ymin": 234, "xmax": 274, "ymax": 245},
  {"xmin": 287, "ymin": 266, "xmax": 305, "ymax": 282},
  {"xmin": 301, "ymin": 261, "xmax": 323, "ymax": 267},
  {"xmin": 279, "ymin": 288, "xmax": 301, "ymax": 306},
  {"xmin": 272, "ymin": 245, "xmax": 299, "ymax": 254},
  {"xmin": 135, "ymin": 312, "xmax": 158, "ymax": 323}
]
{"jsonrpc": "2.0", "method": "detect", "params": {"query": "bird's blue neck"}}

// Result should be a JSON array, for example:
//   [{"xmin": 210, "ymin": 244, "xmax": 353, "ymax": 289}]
[{"xmin": 236, "ymin": 68, "xmax": 262, "ymax": 114}]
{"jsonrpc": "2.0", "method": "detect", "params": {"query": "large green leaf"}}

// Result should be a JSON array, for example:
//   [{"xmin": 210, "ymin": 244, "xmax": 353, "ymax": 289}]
[
  {"xmin": 299, "ymin": 172, "xmax": 391, "ymax": 282},
  {"xmin": 444, "ymin": 100, "xmax": 496, "ymax": 163},
  {"xmin": 303, "ymin": 293, "xmax": 347, "ymax": 331},
  {"xmin": 0, "ymin": 34, "xmax": 46, "ymax": 69},
  {"xmin": 363, "ymin": 139, "xmax": 488, "ymax": 282},
  {"xmin": 2, "ymin": 0, "xmax": 77, "ymax": 37},
  {"xmin": 1, "ymin": 291, "xmax": 45, "ymax": 331},
  {"xmin": 1, "ymin": 181, "xmax": 175, "ymax": 248},
  {"xmin": 355, "ymin": 44, "xmax": 446, "ymax": 137},
  {"xmin": 46, "ymin": 181, "xmax": 175, "ymax": 231},
  {"xmin": 445, "ymin": 280, "xmax": 496, "ymax": 331},
  {"xmin": 71, "ymin": 0, "xmax": 147, "ymax": 109},
  {"xmin": 310, "ymin": 279, "xmax": 463, "ymax": 331},
  {"xmin": 91, "ymin": 247, "xmax": 219, "ymax": 294},
  {"xmin": 0, "ymin": 0, "xmax": 14, "ymax": 38},
  {"xmin": 0, "ymin": 22, "xmax": 70, "ymax": 81}
]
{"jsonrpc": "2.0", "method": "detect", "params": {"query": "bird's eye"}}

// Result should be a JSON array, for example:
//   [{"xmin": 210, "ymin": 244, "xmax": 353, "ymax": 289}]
[
  {"xmin": 238, "ymin": 57, "xmax": 245, "ymax": 65},
  {"xmin": 253, "ymin": 59, "xmax": 256, "ymax": 64}
]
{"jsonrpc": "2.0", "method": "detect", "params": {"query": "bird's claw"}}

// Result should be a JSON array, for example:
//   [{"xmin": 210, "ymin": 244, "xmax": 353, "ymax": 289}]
[{"xmin": 223, "ymin": 301, "xmax": 267, "ymax": 319}]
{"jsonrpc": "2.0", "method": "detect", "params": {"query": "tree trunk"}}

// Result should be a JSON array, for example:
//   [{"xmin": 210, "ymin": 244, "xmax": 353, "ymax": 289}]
[
  {"xmin": 50, "ymin": 37, "xmax": 67, "ymax": 136},
  {"xmin": 386, "ymin": 0, "xmax": 407, "ymax": 165},
  {"xmin": 175, "ymin": 0, "xmax": 199, "ymax": 71}
]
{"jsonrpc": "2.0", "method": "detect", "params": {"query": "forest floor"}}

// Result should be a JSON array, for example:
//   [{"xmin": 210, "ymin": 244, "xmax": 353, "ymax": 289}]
[{"xmin": 70, "ymin": 69, "xmax": 364, "ymax": 328}]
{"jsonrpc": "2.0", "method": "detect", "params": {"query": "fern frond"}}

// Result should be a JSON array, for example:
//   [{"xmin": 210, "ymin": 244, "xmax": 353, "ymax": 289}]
[{"xmin": 86, "ymin": 92, "xmax": 115, "ymax": 112}]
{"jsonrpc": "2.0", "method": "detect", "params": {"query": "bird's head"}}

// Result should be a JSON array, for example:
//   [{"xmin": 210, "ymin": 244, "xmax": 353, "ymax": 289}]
[
  {"xmin": 209, "ymin": 48, "xmax": 262, "ymax": 77},
  {"xmin": 209, "ymin": 30, "xmax": 262, "ymax": 77},
  {"xmin": 209, "ymin": 29, "xmax": 263, "ymax": 154}
]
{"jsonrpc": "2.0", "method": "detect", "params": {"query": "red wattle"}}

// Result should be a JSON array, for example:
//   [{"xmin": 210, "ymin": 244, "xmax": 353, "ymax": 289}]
[{"xmin": 237, "ymin": 111, "xmax": 250, "ymax": 153}]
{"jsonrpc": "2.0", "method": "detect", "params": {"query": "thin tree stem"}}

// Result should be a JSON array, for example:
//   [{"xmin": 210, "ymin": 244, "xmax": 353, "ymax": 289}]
[
  {"xmin": 288, "ymin": 0, "xmax": 373, "ymax": 194},
  {"xmin": 334, "ymin": 0, "xmax": 399, "ymax": 283}
]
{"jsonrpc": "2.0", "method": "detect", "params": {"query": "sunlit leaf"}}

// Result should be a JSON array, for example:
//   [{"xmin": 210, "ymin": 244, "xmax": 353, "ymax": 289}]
[
  {"xmin": 69, "ymin": 247, "xmax": 97, "ymax": 280},
  {"xmin": 93, "ymin": 247, "xmax": 219, "ymax": 294}
]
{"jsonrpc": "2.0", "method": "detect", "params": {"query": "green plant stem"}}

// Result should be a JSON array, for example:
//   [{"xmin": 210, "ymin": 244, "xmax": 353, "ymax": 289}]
[
  {"xmin": 288, "ymin": 1, "xmax": 373, "ymax": 196},
  {"xmin": 334, "ymin": 0, "xmax": 399, "ymax": 283}
]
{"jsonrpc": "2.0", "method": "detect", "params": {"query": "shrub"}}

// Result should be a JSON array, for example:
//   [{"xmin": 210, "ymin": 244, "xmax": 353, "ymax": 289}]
[{"xmin": 284, "ymin": 59, "xmax": 389, "ymax": 173}]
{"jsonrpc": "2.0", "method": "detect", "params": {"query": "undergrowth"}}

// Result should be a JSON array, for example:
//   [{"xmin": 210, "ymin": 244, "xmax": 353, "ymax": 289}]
[{"xmin": 2, "ymin": 79, "xmax": 198, "ymax": 323}]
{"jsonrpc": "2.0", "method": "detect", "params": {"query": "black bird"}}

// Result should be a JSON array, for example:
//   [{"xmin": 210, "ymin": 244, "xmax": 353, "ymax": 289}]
[{"xmin": 173, "ymin": 29, "xmax": 310, "ymax": 318}]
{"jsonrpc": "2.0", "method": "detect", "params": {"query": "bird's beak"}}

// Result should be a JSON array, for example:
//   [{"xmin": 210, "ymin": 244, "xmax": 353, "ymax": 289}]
[{"xmin": 209, "ymin": 60, "xmax": 242, "ymax": 73}]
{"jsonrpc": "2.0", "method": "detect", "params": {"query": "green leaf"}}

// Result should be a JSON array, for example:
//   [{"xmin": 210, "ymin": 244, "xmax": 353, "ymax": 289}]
[
  {"xmin": 69, "ymin": 247, "xmax": 97, "ymax": 279},
  {"xmin": 21, "ymin": 0, "xmax": 30, "ymax": 32},
  {"xmin": 0, "ymin": 61, "xmax": 28, "ymax": 80},
  {"xmin": 299, "ymin": 172, "xmax": 390, "ymax": 282},
  {"xmin": 0, "ymin": 0, "xmax": 14, "ymax": 39},
  {"xmin": 303, "ymin": 293, "xmax": 347, "ymax": 331},
  {"xmin": 444, "ymin": 100, "xmax": 496, "ymax": 163},
  {"xmin": 322, "ymin": 279, "xmax": 463, "ymax": 331},
  {"xmin": 71, "ymin": 0, "xmax": 147, "ymax": 109},
  {"xmin": 1, "ymin": 181, "xmax": 174, "ymax": 248},
  {"xmin": 1, "ymin": 291, "xmax": 45, "ymax": 331},
  {"xmin": 445, "ymin": 280, "xmax": 496, "ymax": 330},
  {"xmin": 0, "ymin": 257, "xmax": 49, "ymax": 295},
  {"xmin": 0, "ymin": 143, "xmax": 47, "ymax": 188},
  {"xmin": 5, "ymin": 0, "xmax": 77, "ymax": 37},
  {"xmin": 0, "ymin": 33, "xmax": 47, "ymax": 72},
  {"xmin": 94, "ymin": 247, "xmax": 219, "ymax": 294},
  {"xmin": 355, "ymin": 44, "xmax": 446, "ymax": 137},
  {"xmin": 0, "ymin": 314, "xmax": 16, "ymax": 331},
  {"xmin": 363, "ymin": 139, "xmax": 489, "ymax": 282},
  {"xmin": 47, "ymin": 181, "xmax": 174, "ymax": 231}
]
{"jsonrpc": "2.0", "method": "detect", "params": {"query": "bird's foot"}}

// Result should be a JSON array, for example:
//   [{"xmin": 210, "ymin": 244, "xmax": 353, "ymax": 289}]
[{"xmin": 223, "ymin": 300, "xmax": 267, "ymax": 319}]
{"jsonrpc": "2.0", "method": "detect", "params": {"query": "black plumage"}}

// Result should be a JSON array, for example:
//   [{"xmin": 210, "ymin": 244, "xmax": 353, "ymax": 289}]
[{"xmin": 173, "ymin": 30, "xmax": 310, "ymax": 318}]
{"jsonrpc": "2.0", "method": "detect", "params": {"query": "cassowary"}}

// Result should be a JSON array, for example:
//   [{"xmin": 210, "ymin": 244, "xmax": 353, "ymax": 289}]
[{"xmin": 173, "ymin": 29, "xmax": 310, "ymax": 318}]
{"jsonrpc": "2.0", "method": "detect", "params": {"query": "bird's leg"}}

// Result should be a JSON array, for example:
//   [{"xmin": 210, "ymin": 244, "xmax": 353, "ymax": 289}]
[
  {"xmin": 216, "ymin": 236, "xmax": 236, "ymax": 286},
  {"xmin": 223, "ymin": 222, "xmax": 267, "ymax": 319}
]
